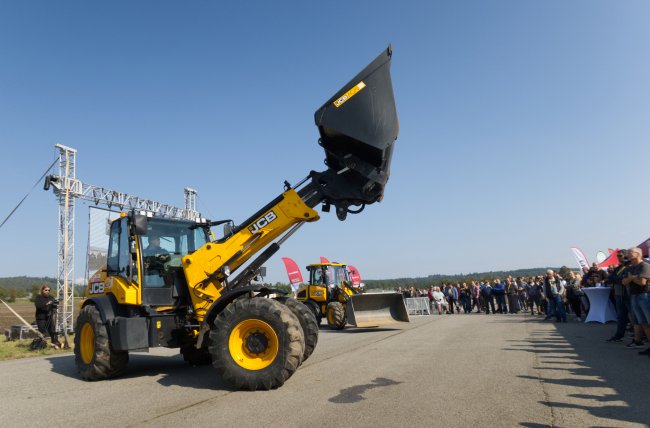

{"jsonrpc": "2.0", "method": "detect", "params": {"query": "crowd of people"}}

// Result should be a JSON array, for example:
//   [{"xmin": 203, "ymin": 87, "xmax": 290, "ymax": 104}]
[
  {"xmin": 397, "ymin": 270, "xmax": 581, "ymax": 321},
  {"xmin": 396, "ymin": 246, "xmax": 650, "ymax": 359}
]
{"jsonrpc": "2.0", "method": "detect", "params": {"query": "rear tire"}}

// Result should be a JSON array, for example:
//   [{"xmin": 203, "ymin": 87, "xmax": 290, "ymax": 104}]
[
  {"xmin": 326, "ymin": 302, "xmax": 347, "ymax": 330},
  {"xmin": 209, "ymin": 298, "xmax": 304, "ymax": 390},
  {"xmin": 74, "ymin": 305, "xmax": 128, "ymax": 380},
  {"xmin": 275, "ymin": 297, "xmax": 319, "ymax": 362},
  {"xmin": 303, "ymin": 300, "xmax": 322, "ymax": 325}
]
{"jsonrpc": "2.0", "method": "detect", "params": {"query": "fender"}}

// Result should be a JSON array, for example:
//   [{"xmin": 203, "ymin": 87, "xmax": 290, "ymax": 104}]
[
  {"xmin": 202, "ymin": 286, "xmax": 287, "ymax": 327},
  {"xmin": 81, "ymin": 294, "xmax": 121, "ymax": 324}
]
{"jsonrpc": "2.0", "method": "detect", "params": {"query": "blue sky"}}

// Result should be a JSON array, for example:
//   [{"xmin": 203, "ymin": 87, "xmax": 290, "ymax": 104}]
[{"xmin": 1, "ymin": 1, "xmax": 649, "ymax": 285}]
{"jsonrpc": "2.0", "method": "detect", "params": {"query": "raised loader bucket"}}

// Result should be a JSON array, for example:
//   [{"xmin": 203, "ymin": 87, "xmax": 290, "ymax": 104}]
[
  {"xmin": 346, "ymin": 292, "xmax": 410, "ymax": 328},
  {"xmin": 308, "ymin": 45, "xmax": 399, "ymax": 220}
]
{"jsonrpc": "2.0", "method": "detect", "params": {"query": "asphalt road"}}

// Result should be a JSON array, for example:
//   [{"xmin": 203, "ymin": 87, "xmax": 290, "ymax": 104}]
[{"xmin": 1, "ymin": 313, "xmax": 648, "ymax": 427}]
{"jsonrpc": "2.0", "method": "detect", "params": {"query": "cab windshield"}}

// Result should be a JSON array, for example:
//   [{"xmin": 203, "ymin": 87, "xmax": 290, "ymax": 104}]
[
  {"xmin": 140, "ymin": 218, "xmax": 209, "ymax": 287},
  {"xmin": 141, "ymin": 219, "xmax": 209, "ymax": 255},
  {"xmin": 312, "ymin": 265, "xmax": 349, "ymax": 286}
]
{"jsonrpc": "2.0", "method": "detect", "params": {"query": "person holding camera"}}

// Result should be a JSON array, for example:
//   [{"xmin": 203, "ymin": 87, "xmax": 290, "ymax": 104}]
[{"xmin": 34, "ymin": 285, "xmax": 61, "ymax": 348}]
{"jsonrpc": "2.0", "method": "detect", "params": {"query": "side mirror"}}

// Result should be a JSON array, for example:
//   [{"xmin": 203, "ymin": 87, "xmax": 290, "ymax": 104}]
[
  {"xmin": 223, "ymin": 223, "xmax": 234, "ymax": 237},
  {"xmin": 133, "ymin": 215, "xmax": 148, "ymax": 235}
]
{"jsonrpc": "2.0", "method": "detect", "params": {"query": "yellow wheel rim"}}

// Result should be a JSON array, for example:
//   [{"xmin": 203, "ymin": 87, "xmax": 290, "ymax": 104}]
[
  {"xmin": 327, "ymin": 308, "xmax": 335, "ymax": 325},
  {"xmin": 228, "ymin": 319, "xmax": 278, "ymax": 370},
  {"xmin": 80, "ymin": 323, "xmax": 95, "ymax": 365}
]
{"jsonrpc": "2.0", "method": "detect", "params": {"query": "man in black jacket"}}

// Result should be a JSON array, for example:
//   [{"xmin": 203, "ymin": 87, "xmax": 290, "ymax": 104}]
[
  {"xmin": 34, "ymin": 285, "xmax": 61, "ymax": 348},
  {"xmin": 605, "ymin": 251, "xmax": 630, "ymax": 342}
]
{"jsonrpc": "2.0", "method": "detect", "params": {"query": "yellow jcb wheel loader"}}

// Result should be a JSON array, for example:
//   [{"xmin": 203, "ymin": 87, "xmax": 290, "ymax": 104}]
[
  {"xmin": 69, "ymin": 45, "xmax": 399, "ymax": 390},
  {"xmin": 295, "ymin": 263, "xmax": 409, "ymax": 329}
]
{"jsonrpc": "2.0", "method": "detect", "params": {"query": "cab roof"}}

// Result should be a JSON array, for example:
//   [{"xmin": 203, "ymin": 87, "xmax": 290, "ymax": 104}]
[{"xmin": 307, "ymin": 263, "xmax": 347, "ymax": 268}]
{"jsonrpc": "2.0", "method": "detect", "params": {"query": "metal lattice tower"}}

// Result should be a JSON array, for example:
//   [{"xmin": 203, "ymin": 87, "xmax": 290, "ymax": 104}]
[
  {"xmin": 184, "ymin": 187, "xmax": 197, "ymax": 213},
  {"xmin": 46, "ymin": 144, "xmax": 200, "ymax": 333},
  {"xmin": 54, "ymin": 144, "xmax": 76, "ymax": 333}
]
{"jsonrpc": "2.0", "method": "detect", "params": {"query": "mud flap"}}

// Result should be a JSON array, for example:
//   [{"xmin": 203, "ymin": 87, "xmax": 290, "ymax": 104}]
[{"xmin": 345, "ymin": 293, "xmax": 410, "ymax": 328}]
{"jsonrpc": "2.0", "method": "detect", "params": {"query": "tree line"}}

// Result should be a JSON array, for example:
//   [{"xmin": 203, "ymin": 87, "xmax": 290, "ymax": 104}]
[
  {"xmin": 0, "ymin": 267, "xmax": 572, "ymax": 301},
  {"xmin": 362, "ymin": 266, "xmax": 569, "ymax": 290},
  {"xmin": 0, "ymin": 276, "xmax": 84, "ymax": 302}
]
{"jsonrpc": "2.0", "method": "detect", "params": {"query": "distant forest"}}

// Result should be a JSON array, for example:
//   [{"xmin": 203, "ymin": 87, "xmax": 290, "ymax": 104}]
[
  {"xmin": 362, "ymin": 267, "xmax": 569, "ymax": 290},
  {"xmin": 0, "ymin": 276, "xmax": 56, "ymax": 290},
  {"xmin": 0, "ymin": 276, "xmax": 80, "ymax": 302}
]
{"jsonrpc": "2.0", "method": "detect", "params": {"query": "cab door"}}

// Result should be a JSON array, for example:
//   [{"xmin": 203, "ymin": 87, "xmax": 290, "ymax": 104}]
[
  {"xmin": 105, "ymin": 217, "xmax": 140, "ymax": 305},
  {"xmin": 141, "ymin": 229, "xmax": 175, "ymax": 306}
]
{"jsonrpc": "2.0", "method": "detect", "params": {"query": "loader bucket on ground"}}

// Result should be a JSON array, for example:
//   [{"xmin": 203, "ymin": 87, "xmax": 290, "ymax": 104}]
[
  {"xmin": 345, "ymin": 293, "xmax": 410, "ymax": 328},
  {"xmin": 307, "ymin": 45, "xmax": 398, "ymax": 220}
]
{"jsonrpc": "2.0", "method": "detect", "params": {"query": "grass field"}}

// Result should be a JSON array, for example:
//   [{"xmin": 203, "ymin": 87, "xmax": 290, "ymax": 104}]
[
  {"xmin": 0, "ymin": 298, "xmax": 79, "ymax": 361},
  {"xmin": 0, "ymin": 299, "xmax": 38, "ymax": 332}
]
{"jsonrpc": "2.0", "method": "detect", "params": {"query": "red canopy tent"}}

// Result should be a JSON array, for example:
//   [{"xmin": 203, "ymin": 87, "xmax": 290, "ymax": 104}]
[{"xmin": 598, "ymin": 249, "xmax": 620, "ymax": 268}]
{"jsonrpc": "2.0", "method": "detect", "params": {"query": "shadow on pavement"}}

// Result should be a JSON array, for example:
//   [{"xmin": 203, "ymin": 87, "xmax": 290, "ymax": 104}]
[
  {"xmin": 328, "ymin": 377, "xmax": 402, "ymax": 404},
  {"xmin": 47, "ymin": 354, "xmax": 77, "ymax": 378},
  {"xmin": 497, "ymin": 317, "xmax": 649, "ymax": 426},
  {"xmin": 48, "ymin": 352, "xmax": 233, "ymax": 390},
  {"xmin": 319, "ymin": 327, "xmax": 401, "ymax": 334}
]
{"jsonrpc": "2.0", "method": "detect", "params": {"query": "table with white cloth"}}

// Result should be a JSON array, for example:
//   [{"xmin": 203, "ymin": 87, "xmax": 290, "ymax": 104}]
[{"xmin": 583, "ymin": 287, "xmax": 617, "ymax": 323}]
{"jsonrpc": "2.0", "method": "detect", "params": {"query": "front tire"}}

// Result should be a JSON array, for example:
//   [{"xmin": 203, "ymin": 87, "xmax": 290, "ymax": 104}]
[
  {"xmin": 275, "ymin": 297, "xmax": 319, "ymax": 362},
  {"xmin": 209, "ymin": 298, "xmax": 304, "ymax": 390},
  {"xmin": 74, "ymin": 305, "xmax": 128, "ymax": 380},
  {"xmin": 326, "ymin": 302, "xmax": 347, "ymax": 330}
]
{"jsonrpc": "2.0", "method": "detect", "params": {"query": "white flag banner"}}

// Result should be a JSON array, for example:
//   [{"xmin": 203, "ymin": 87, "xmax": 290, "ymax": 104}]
[{"xmin": 570, "ymin": 247, "xmax": 590, "ymax": 271}]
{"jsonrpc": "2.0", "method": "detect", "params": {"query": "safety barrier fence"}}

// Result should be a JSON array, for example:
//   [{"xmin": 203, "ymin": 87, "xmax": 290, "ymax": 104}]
[{"xmin": 405, "ymin": 297, "xmax": 431, "ymax": 316}]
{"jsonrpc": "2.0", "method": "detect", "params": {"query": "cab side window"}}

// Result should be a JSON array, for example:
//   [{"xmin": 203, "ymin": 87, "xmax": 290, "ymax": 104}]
[
  {"xmin": 106, "ymin": 218, "xmax": 130, "ymax": 277},
  {"xmin": 118, "ymin": 219, "xmax": 130, "ymax": 273},
  {"xmin": 107, "ymin": 221, "xmax": 121, "ymax": 273},
  {"xmin": 311, "ymin": 269, "xmax": 322, "ymax": 284}
]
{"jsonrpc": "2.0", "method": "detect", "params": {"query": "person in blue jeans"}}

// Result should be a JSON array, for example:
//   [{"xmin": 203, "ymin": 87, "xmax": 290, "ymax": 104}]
[
  {"xmin": 543, "ymin": 270, "xmax": 566, "ymax": 322},
  {"xmin": 481, "ymin": 282, "xmax": 495, "ymax": 314},
  {"xmin": 492, "ymin": 279, "xmax": 507, "ymax": 314},
  {"xmin": 543, "ymin": 270, "xmax": 556, "ymax": 320},
  {"xmin": 553, "ymin": 291, "xmax": 567, "ymax": 323},
  {"xmin": 622, "ymin": 247, "xmax": 650, "ymax": 354}
]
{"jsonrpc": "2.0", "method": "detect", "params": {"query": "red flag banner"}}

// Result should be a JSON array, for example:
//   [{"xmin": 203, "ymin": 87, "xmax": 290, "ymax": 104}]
[
  {"xmin": 348, "ymin": 265, "xmax": 362, "ymax": 287},
  {"xmin": 320, "ymin": 256, "xmax": 330, "ymax": 264},
  {"xmin": 281, "ymin": 257, "xmax": 304, "ymax": 290}
]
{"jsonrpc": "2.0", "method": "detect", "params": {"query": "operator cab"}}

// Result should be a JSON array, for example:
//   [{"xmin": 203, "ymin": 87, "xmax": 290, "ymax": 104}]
[
  {"xmin": 140, "ymin": 218, "xmax": 209, "ymax": 287},
  {"xmin": 106, "ymin": 215, "xmax": 210, "ymax": 306},
  {"xmin": 308, "ymin": 263, "xmax": 351, "ymax": 298}
]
